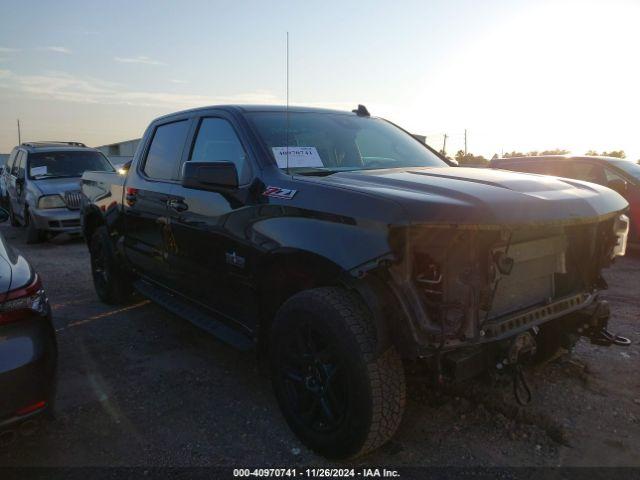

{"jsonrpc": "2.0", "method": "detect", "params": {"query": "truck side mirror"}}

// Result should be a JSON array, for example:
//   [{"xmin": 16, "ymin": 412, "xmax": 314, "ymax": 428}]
[
  {"xmin": 608, "ymin": 178, "xmax": 628, "ymax": 195},
  {"xmin": 181, "ymin": 161, "xmax": 238, "ymax": 191}
]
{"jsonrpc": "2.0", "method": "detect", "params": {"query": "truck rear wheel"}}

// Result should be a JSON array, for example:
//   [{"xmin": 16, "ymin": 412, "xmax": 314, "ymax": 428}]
[
  {"xmin": 269, "ymin": 287, "xmax": 406, "ymax": 459},
  {"xmin": 89, "ymin": 226, "xmax": 132, "ymax": 304}
]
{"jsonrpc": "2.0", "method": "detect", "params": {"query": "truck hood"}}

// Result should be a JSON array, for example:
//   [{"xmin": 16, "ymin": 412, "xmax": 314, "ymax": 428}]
[
  {"xmin": 32, "ymin": 177, "xmax": 82, "ymax": 196},
  {"xmin": 312, "ymin": 167, "xmax": 629, "ymax": 226}
]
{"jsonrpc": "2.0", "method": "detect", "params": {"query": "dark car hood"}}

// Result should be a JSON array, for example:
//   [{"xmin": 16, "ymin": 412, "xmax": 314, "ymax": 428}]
[
  {"xmin": 311, "ymin": 167, "xmax": 629, "ymax": 227},
  {"xmin": 32, "ymin": 177, "xmax": 82, "ymax": 195}
]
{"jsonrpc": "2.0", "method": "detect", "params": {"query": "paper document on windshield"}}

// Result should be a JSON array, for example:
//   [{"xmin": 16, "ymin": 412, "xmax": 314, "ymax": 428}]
[
  {"xmin": 272, "ymin": 147, "xmax": 324, "ymax": 169},
  {"xmin": 31, "ymin": 166, "xmax": 47, "ymax": 176}
]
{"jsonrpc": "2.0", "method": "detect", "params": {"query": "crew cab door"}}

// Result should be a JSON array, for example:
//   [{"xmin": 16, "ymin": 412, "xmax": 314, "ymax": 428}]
[
  {"xmin": 165, "ymin": 114, "xmax": 259, "ymax": 330},
  {"xmin": 123, "ymin": 118, "xmax": 192, "ymax": 287}
]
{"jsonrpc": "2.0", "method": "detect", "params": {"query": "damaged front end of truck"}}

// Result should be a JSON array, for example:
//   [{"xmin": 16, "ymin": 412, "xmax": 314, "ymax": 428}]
[{"xmin": 370, "ymin": 212, "xmax": 631, "ymax": 400}]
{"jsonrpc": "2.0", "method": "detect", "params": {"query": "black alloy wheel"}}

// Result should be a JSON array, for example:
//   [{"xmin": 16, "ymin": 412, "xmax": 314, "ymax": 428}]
[{"xmin": 276, "ymin": 319, "xmax": 348, "ymax": 434}]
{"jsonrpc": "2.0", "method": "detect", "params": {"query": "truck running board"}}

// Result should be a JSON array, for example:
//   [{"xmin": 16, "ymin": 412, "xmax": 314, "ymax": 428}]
[{"xmin": 133, "ymin": 279, "xmax": 255, "ymax": 351}]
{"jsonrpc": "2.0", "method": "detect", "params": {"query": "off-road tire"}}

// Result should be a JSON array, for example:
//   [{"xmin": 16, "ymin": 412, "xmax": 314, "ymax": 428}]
[
  {"xmin": 25, "ymin": 210, "xmax": 46, "ymax": 244},
  {"xmin": 269, "ymin": 287, "xmax": 406, "ymax": 459},
  {"xmin": 90, "ymin": 225, "xmax": 132, "ymax": 304}
]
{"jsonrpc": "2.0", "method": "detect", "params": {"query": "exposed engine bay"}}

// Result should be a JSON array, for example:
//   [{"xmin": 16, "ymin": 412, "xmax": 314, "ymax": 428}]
[{"xmin": 386, "ymin": 213, "xmax": 630, "ymax": 353}]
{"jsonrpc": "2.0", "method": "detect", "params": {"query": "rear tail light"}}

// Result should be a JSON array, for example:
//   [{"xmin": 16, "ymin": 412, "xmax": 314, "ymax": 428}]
[{"xmin": 0, "ymin": 274, "xmax": 48, "ymax": 325}]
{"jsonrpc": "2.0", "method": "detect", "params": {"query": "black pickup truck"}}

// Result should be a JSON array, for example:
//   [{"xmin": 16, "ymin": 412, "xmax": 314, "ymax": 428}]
[{"xmin": 80, "ymin": 105, "xmax": 630, "ymax": 458}]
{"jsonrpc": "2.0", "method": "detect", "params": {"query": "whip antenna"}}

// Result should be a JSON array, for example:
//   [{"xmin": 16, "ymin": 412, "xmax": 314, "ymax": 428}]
[{"xmin": 286, "ymin": 31, "xmax": 290, "ymax": 175}]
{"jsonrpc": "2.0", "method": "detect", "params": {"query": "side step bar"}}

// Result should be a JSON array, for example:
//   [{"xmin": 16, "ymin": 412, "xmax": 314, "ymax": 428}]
[{"xmin": 134, "ymin": 280, "xmax": 254, "ymax": 351}]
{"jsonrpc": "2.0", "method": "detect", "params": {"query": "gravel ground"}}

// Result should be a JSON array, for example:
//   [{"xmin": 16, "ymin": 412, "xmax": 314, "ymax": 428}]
[{"xmin": 0, "ymin": 223, "xmax": 638, "ymax": 467}]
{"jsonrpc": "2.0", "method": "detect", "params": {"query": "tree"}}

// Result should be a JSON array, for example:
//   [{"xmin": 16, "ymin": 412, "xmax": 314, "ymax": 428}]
[
  {"xmin": 455, "ymin": 150, "xmax": 488, "ymax": 166},
  {"xmin": 601, "ymin": 150, "xmax": 626, "ymax": 158},
  {"xmin": 540, "ymin": 149, "xmax": 570, "ymax": 155},
  {"xmin": 503, "ymin": 151, "xmax": 525, "ymax": 158},
  {"xmin": 585, "ymin": 150, "xmax": 626, "ymax": 158}
]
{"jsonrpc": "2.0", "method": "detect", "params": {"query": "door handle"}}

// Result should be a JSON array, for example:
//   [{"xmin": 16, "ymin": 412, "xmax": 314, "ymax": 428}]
[{"xmin": 167, "ymin": 198, "xmax": 188, "ymax": 212}]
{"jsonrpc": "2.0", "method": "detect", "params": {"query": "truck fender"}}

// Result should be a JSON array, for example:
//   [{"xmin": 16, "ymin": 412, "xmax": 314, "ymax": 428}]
[{"xmin": 251, "ymin": 216, "xmax": 392, "ymax": 272}]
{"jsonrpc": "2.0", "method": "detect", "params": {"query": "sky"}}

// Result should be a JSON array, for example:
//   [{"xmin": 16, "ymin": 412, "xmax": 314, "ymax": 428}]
[{"xmin": 0, "ymin": 0, "xmax": 639, "ymax": 159}]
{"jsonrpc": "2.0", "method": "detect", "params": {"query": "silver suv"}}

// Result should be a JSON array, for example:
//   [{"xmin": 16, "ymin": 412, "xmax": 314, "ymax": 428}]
[{"xmin": 1, "ymin": 142, "xmax": 114, "ymax": 243}]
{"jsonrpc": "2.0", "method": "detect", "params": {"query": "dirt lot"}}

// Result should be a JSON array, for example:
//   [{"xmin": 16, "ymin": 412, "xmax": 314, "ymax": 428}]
[{"xmin": 0, "ymin": 222, "xmax": 639, "ymax": 467}]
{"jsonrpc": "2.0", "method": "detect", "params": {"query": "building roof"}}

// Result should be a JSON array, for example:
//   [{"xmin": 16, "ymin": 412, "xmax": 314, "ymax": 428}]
[{"xmin": 97, "ymin": 138, "xmax": 140, "ymax": 148}]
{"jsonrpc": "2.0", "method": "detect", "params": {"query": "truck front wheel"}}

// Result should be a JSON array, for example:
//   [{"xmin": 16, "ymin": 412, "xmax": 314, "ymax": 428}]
[
  {"xmin": 89, "ymin": 226, "xmax": 132, "ymax": 304},
  {"xmin": 269, "ymin": 287, "xmax": 406, "ymax": 459}
]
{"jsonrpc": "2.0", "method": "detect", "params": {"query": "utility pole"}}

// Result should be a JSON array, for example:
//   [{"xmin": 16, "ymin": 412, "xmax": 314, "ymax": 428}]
[
  {"xmin": 442, "ymin": 133, "xmax": 448, "ymax": 156},
  {"xmin": 17, "ymin": 119, "xmax": 21, "ymax": 144},
  {"xmin": 464, "ymin": 129, "xmax": 467, "ymax": 156}
]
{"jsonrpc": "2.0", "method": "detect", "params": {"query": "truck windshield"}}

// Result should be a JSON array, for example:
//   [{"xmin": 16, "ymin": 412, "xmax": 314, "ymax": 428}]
[
  {"xmin": 28, "ymin": 151, "xmax": 114, "ymax": 179},
  {"xmin": 247, "ymin": 112, "xmax": 447, "ymax": 174}
]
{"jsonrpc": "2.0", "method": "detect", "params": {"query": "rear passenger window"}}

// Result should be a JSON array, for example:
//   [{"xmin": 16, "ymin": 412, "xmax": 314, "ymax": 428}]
[
  {"xmin": 190, "ymin": 118, "xmax": 251, "ymax": 184},
  {"xmin": 144, "ymin": 120, "xmax": 190, "ymax": 181}
]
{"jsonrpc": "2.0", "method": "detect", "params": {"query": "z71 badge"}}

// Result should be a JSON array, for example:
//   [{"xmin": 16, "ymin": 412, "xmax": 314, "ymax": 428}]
[{"xmin": 262, "ymin": 186, "xmax": 297, "ymax": 200}]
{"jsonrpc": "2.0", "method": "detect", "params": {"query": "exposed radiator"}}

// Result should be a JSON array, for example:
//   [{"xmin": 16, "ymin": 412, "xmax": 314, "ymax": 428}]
[{"xmin": 490, "ymin": 235, "xmax": 567, "ymax": 318}]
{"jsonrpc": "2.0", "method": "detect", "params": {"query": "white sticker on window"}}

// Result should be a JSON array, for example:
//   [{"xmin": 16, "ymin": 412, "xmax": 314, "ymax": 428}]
[
  {"xmin": 272, "ymin": 147, "xmax": 323, "ymax": 169},
  {"xmin": 31, "ymin": 166, "xmax": 47, "ymax": 176}
]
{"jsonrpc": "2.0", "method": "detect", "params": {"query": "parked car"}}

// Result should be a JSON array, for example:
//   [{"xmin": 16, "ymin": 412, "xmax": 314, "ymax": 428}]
[
  {"xmin": 80, "ymin": 105, "xmax": 629, "ymax": 458},
  {"xmin": 0, "ymin": 207, "xmax": 57, "ymax": 443},
  {"xmin": 490, "ymin": 155, "xmax": 640, "ymax": 243},
  {"xmin": 1, "ymin": 142, "xmax": 114, "ymax": 244}
]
